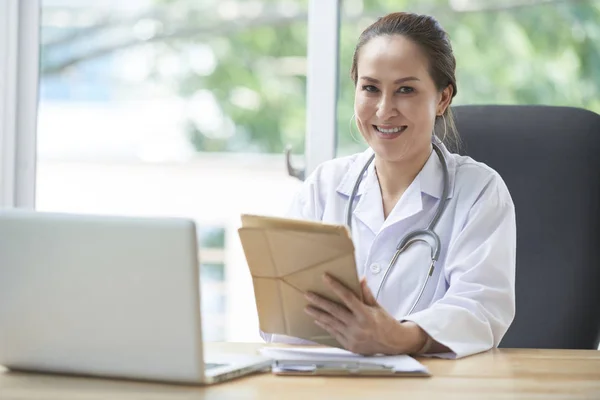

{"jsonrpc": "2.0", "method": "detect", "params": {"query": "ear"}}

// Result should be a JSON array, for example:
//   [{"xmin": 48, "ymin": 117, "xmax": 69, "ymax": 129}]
[{"xmin": 437, "ymin": 84, "xmax": 453, "ymax": 115}]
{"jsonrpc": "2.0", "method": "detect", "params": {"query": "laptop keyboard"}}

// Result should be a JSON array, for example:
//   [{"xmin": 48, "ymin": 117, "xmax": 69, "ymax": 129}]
[{"xmin": 205, "ymin": 363, "xmax": 227, "ymax": 370}]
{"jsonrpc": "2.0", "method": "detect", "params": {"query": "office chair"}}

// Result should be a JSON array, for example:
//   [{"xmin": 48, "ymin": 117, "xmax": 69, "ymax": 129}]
[{"xmin": 451, "ymin": 104, "xmax": 600, "ymax": 350}]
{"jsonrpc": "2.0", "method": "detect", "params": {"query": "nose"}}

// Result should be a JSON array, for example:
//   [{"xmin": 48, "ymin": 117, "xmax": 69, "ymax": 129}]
[{"xmin": 376, "ymin": 95, "xmax": 399, "ymax": 121}]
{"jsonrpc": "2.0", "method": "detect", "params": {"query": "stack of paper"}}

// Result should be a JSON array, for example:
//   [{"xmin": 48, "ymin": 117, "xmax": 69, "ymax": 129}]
[{"xmin": 260, "ymin": 347, "xmax": 430, "ymax": 376}]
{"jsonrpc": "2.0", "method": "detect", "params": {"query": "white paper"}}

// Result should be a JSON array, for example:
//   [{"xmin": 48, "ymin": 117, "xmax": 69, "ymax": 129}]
[{"xmin": 260, "ymin": 347, "xmax": 429, "ymax": 374}]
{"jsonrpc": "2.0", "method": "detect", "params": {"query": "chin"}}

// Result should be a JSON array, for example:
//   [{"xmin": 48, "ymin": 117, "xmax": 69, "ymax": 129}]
[
  {"xmin": 370, "ymin": 144, "xmax": 409, "ymax": 163},
  {"xmin": 368, "ymin": 136, "xmax": 428, "ymax": 164}
]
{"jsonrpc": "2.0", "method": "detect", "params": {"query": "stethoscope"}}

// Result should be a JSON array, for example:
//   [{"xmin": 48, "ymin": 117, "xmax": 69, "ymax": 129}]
[{"xmin": 345, "ymin": 140, "xmax": 450, "ymax": 315}]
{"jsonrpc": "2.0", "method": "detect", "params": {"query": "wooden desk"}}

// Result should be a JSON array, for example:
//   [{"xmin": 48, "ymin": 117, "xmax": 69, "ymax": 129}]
[{"xmin": 1, "ymin": 343, "xmax": 599, "ymax": 399}]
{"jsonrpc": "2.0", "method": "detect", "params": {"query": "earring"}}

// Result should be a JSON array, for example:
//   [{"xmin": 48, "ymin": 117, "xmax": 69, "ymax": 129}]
[
  {"xmin": 349, "ymin": 114, "xmax": 362, "ymax": 144},
  {"xmin": 437, "ymin": 114, "xmax": 447, "ymax": 143}
]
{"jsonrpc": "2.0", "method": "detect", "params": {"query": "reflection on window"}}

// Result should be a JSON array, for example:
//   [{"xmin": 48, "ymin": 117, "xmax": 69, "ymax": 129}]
[{"xmin": 336, "ymin": 0, "xmax": 600, "ymax": 156}]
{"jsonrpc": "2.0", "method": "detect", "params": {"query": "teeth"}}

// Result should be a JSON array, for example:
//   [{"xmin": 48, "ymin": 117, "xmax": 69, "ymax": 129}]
[{"xmin": 376, "ymin": 126, "xmax": 404, "ymax": 134}]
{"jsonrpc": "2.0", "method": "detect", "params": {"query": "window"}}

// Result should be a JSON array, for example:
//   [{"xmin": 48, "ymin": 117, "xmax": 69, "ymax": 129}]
[{"xmin": 36, "ymin": 0, "xmax": 309, "ymax": 342}]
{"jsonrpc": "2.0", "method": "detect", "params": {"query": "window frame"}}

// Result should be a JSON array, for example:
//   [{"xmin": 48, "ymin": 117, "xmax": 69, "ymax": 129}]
[
  {"xmin": 304, "ymin": 0, "xmax": 341, "ymax": 176},
  {"xmin": 0, "ymin": 0, "xmax": 39, "ymax": 209}
]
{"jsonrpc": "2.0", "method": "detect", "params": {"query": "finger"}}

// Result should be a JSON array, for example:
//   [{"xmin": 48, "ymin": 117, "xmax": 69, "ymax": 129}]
[
  {"xmin": 306, "ymin": 307, "xmax": 346, "ymax": 334},
  {"xmin": 304, "ymin": 305, "xmax": 347, "ymax": 331},
  {"xmin": 323, "ymin": 274, "xmax": 364, "ymax": 312},
  {"xmin": 305, "ymin": 292, "xmax": 353, "ymax": 324},
  {"xmin": 314, "ymin": 320, "xmax": 349, "ymax": 347},
  {"xmin": 360, "ymin": 278, "xmax": 378, "ymax": 306}
]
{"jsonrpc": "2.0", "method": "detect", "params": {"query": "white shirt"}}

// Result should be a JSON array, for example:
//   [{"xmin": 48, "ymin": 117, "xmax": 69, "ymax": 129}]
[{"xmin": 263, "ymin": 139, "xmax": 516, "ymax": 359}]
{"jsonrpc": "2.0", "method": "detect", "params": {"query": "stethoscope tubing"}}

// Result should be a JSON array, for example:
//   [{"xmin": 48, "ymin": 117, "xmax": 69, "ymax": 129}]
[{"xmin": 345, "ymin": 140, "xmax": 450, "ymax": 314}]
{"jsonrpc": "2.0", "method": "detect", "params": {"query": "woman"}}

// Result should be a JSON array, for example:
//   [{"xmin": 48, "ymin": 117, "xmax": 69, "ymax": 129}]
[{"xmin": 263, "ymin": 12, "xmax": 516, "ymax": 359}]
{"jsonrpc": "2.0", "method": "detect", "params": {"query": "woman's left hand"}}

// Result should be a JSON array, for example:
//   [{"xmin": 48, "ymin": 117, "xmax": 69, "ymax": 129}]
[{"xmin": 304, "ymin": 273, "xmax": 424, "ymax": 355}]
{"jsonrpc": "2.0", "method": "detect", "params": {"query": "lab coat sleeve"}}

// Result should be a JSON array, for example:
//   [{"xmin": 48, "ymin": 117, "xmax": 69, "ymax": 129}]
[
  {"xmin": 284, "ymin": 167, "xmax": 323, "ymax": 221},
  {"xmin": 402, "ymin": 176, "xmax": 516, "ymax": 359}
]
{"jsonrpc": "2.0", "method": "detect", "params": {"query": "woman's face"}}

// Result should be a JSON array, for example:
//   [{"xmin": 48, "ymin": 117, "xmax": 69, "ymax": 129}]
[{"xmin": 354, "ymin": 34, "xmax": 452, "ymax": 163}]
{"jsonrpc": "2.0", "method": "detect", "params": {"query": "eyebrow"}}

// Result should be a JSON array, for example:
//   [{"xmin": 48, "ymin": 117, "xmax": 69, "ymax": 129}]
[{"xmin": 359, "ymin": 76, "xmax": 420, "ymax": 84}]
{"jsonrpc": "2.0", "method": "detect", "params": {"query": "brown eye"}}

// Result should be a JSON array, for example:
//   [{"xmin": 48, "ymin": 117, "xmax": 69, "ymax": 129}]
[
  {"xmin": 398, "ymin": 87, "xmax": 414, "ymax": 94},
  {"xmin": 362, "ymin": 85, "xmax": 379, "ymax": 93}
]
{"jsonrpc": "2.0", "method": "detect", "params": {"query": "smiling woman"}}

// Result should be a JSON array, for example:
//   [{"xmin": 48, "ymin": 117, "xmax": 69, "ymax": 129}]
[
  {"xmin": 350, "ymin": 15, "xmax": 457, "ymax": 218},
  {"xmin": 351, "ymin": 14, "xmax": 457, "ymax": 168},
  {"xmin": 263, "ymin": 11, "xmax": 517, "ymax": 360}
]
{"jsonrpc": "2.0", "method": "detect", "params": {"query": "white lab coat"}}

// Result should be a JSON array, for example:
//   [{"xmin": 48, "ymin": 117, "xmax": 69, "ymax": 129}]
[{"xmin": 262, "ymin": 139, "xmax": 516, "ymax": 359}]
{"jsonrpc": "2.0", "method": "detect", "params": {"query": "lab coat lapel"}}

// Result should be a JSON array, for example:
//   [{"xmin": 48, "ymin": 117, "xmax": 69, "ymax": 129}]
[
  {"xmin": 336, "ymin": 148, "xmax": 384, "ymax": 235},
  {"xmin": 352, "ymin": 166, "xmax": 385, "ymax": 235},
  {"xmin": 419, "ymin": 139, "xmax": 456, "ymax": 200},
  {"xmin": 344, "ymin": 158, "xmax": 423, "ymax": 236},
  {"xmin": 336, "ymin": 140, "xmax": 455, "ymax": 235}
]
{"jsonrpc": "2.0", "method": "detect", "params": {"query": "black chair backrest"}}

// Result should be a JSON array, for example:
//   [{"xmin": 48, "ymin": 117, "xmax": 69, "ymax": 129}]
[{"xmin": 452, "ymin": 105, "xmax": 600, "ymax": 350}]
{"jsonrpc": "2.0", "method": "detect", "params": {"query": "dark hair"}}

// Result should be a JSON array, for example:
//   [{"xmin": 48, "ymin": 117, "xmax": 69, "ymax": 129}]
[{"xmin": 350, "ymin": 12, "xmax": 460, "ymax": 150}]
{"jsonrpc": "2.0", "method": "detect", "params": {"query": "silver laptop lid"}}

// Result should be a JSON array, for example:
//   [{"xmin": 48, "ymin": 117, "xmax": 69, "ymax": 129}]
[{"xmin": 0, "ymin": 210, "xmax": 207, "ymax": 383}]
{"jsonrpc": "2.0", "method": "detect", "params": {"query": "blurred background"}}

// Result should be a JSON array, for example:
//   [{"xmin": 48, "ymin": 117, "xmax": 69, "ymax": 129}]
[{"xmin": 35, "ymin": 0, "xmax": 600, "ymax": 342}]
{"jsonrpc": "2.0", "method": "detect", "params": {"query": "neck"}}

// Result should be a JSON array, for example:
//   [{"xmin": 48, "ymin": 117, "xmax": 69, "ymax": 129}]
[{"xmin": 374, "ymin": 143, "xmax": 433, "ymax": 206}]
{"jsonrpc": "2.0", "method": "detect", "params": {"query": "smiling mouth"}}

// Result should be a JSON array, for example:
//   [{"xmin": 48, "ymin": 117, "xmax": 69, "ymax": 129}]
[{"xmin": 373, "ymin": 125, "xmax": 408, "ymax": 135}]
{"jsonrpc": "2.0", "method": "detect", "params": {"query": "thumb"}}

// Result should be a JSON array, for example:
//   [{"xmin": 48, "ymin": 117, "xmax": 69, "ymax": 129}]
[{"xmin": 361, "ymin": 278, "xmax": 378, "ymax": 306}]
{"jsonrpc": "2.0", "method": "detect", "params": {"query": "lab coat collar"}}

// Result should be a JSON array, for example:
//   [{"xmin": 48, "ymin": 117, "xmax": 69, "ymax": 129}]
[
  {"xmin": 336, "ymin": 138, "xmax": 456, "ymax": 235},
  {"xmin": 350, "ymin": 157, "xmax": 384, "ymax": 234},
  {"xmin": 334, "ymin": 148, "xmax": 382, "ymax": 233},
  {"xmin": 419, "ymin": 138, "xmax": 456, "ymax": 200},
  {"xmin": 335, "ymin": 137, "xmax": 456, "ymax": 200},
  {"xmin": 335, "ymin": 147, "xmax": 376, "ymax": 198}
]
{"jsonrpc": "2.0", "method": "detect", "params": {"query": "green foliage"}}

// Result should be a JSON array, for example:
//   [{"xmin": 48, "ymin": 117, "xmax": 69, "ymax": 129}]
[
  {"xmin": 152, "ymin": 0, "xmax": 310, "ymax": 154},
  {"xmin": 45, "ymin": 0, "xmax": 600, "ymax": 155},
  {"xmin": 337, "ymin": 0, "xmax": 600, "ymax": 155}
]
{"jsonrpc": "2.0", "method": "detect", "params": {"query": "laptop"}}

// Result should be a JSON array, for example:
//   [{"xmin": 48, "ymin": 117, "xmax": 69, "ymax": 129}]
[{"xmin": 0, "ymin": 209, "xmax": 271, "ymax": 384}]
